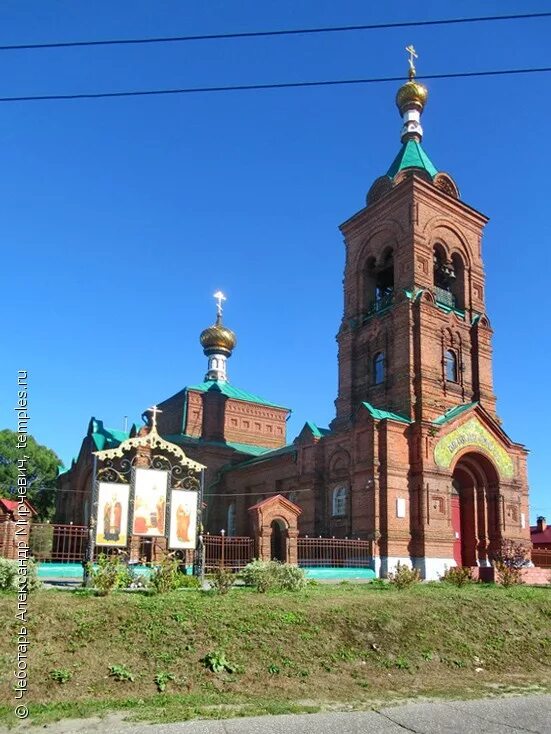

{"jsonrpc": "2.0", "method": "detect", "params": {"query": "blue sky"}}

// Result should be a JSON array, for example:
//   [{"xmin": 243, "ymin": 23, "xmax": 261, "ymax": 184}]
[{"xmin": 1, "ymin": 1, "xmax": 549, "ymax": 521}]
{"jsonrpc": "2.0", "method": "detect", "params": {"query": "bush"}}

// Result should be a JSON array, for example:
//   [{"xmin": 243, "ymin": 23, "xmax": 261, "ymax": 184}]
[
  {"xmin": 439, "ymin": 565, "xmax": 473, "ymax": 587},
  {"xmin": 29, "ymin": 524, "xmax": 54, "ymax": 560},
  {"xmin": 0, "ymin": 557, "xmax": 41, "ymax": 591},
  {"xmin": 88, "ymin": 552, "xmax": 132, "ymax": 596},
  {"xmin": 387, "ymin": 561, "xmax": 420, "ymax": 589},
  {"xmin": 240, "ymin": 559, "xmax": 307, "ymax": 593},
  {"xmin": 276, "ymin": 563, "xmax": 307, "ymax": 591},
  {"xmin": 149, "ymin": 553, "xmax": 199, "ymax": 593},
  {"xmin": 208, "ymin": 568, "xmax": 235, "ymax": 595},
  {"xmin": 492, "ymin": 538, "xmax": 528, "ymax": 587}
]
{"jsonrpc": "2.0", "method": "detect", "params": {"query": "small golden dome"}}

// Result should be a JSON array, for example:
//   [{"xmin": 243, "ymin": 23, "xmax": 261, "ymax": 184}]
[
  {"xmin": 200, "ymin": 318, "xmax": 237, "ymax": 355},
  {"xmin": 396, "ymin": 80, "xmax": 428, "ymax": 114}
]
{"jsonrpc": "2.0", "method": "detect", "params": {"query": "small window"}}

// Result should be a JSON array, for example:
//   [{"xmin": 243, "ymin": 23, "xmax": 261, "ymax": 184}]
[
  {"xmin": 445, "ymin": 349, "xmax": 458, "ymax": 382},
  {"xmin": 373, "ymin": 352, "xmax": 385, "ymax": 385},
  {"xmin": 332, "ymin": 486, "xmax": 347, "ymax": 517}
]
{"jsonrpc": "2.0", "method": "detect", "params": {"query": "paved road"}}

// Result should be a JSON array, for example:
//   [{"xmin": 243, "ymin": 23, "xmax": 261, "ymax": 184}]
[{"xmin": 33, "ymin": 695, "xmax": 551, "ymax": 733}]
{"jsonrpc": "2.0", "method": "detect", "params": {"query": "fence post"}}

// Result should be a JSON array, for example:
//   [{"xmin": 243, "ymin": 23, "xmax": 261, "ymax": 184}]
[{"xmin": 220, "ymin": 529, "xmax": 225, "ymax": 569}]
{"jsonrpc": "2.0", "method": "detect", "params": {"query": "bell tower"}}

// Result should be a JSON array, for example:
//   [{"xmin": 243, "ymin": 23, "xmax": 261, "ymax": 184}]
[{"xmin": 333, "ymin": 48, "xmax": 496, "ymax": 429}]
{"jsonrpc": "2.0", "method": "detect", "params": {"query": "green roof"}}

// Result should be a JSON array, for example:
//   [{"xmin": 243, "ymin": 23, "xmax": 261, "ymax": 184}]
[
  {"xmin": 90, "ymin": 419, "xmax": 130, "ymax": 451},
  {"xmin": 386, "ymin": 140, "xmax": 438, "ymax": 180},
  {"xmin": 219, "ymin": 443, "xmax": 297, "ymax": 472},
  {"xmin": 187, "ymin": 380, "xmax": 289, "ymax": 410},
  {"xmin": 433, "ymin": 402, "xmax": 477, "ymax": 426},
  {"xmin": 303, "ymin": 421, "xmax": 331, "ymax": 439},
  {"xmin": 362, "ymin": 402, "xmax": 411, "ymax": 424},
  {"xmin": 164, "ymin": 433, "xmax": 271, "ymax": 457}
]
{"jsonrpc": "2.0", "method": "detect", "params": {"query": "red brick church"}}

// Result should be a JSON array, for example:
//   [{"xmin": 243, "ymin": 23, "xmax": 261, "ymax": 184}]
[{"xmin": 57, "ymin": 60, "xmax": 531, "ymax": 579}]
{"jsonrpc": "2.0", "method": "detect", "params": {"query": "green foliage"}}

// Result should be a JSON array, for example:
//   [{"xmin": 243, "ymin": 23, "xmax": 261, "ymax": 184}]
[
  {"xmin": 276, "ymin": 563, "xmax": 307, "ymax": 591},
  {"xmin": 493, "ymin": 539, "xmax": 528, "ymax": 587},
  {"xmin": 88, "ymin": 553, "xmax": 132, "ymax": 596},
  {"xmin": 240, "ymin": 559, "xmax": 307, "ymax": 593},
  {"xmin": 387, "ymin": 562, "xmax": 421, "ymax": 589},
  {"xmin": 439, "ymin": 565, "xmax": 473, "ymax": 587},
  {"xmin": 108, "ymin": 664, "xmax": 135, "ymax": 682},
  {"xmin": 0, "ymin": 429, "xmax": 61, "ymax": 520},
  {"xmin": 149, "ymin": 553, "xmax": 197, "ymax": 594},
  {"xmin": 201, "ymin": 651, "xmax": 237, "ymax": 674},
  {"xmin": 29, "ymin": 523, "xmax": 54, "ymax": 560},
  {"xmin": 208, "ymin": 567, "xmax": 235, "ymax": 595},
  {"xmin": 49, "ymin": 669, "xmax": 72, "ymax": 684},
  {"xmin": 0, "ymin": 557, "xmax": 41, "ymax": 591},
  {"xmin": 154, "ymin": 672, "xmax": 175, "ymax": 692}
]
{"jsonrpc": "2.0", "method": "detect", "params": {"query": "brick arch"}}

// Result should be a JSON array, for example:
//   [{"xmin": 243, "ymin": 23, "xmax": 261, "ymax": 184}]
[
  {"xmin": 353, "ymin": 225, "xmax": 402, "ymax": 273},
  {"xmin": 423, "ymin": 220, "xmax": 473, "ymax": 269},
  {"xmin": 248, "ymin": 494, "xmax": 301, "ymax": 564}
]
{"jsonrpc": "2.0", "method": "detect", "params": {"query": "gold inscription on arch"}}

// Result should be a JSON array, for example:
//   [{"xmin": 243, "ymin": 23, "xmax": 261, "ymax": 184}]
[{"xmin": 434, "ymin": 417, "xmax": 514, "ymax": 479}]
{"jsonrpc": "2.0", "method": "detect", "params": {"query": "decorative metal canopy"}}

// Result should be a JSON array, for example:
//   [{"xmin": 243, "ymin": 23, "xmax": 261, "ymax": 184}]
[{"xmin": 93, "ymin": 405, "xmax": 205, "ymax": 473}]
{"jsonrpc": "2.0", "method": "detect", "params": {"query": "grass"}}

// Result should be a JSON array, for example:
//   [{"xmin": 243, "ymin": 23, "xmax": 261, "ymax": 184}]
[{"xmin": 0, "ymin": 583, "xmax": 550, "ymax": 728}]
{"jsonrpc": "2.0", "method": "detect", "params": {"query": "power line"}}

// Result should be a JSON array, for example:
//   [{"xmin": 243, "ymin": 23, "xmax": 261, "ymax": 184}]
[
  {"xmin": 0, "ymin": 65, "xmax": 550, "ymax": 104},
  {"xmin": 0, "ymin": 12, "xmax": 549, "ymax": 52}
]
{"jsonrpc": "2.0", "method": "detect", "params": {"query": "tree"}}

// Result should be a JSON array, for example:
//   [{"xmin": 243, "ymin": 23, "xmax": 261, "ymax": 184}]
[{"xmin": 0, "ymin": 429, "xmax": 61, "ymax": 520}]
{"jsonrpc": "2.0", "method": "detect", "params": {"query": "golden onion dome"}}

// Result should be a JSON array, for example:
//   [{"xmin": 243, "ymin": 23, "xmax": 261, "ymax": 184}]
[
  {"xmin": 395, "ymin": 79, "xmax": 428, "ymax": 115},
  {"xmin": 200, "ymin": 317, "xmax": 237, "ymax": 355}
]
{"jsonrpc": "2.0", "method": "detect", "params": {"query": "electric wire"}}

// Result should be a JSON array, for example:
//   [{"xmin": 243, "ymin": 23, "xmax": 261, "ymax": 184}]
[
  {"xmin": 0, "ymin": 11, "xmax": 548, "ymax": 51},
  {"xmin": 0, "ymin": 65, "xmax": 550, "ymax": 104}
]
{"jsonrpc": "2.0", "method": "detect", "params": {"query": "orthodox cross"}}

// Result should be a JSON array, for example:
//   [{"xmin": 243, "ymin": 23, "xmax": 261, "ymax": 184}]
[
  {"xmin": 213, "ymin": 290, "xmax": 226, "ymax": 319},
  {"xmin": 405, "ymin": 44, "xmax": 418, "ymax": 79},
  {"xmin": 147, "ymin": 404, "xmax": 163, "ymax": 431}
]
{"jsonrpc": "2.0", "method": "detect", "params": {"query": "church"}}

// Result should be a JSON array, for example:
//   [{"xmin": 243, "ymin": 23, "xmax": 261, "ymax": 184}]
[{"xmin": 57, "ymin": 55, "xmax": 531, "ymax": 579}]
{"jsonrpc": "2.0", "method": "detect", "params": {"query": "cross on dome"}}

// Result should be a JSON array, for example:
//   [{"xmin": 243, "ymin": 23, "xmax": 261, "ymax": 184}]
[
  {"xmin": 213, "ymin": 291, "xmax": 226, "ymax": 319},
  {"xmin": 405, "ymin": 44, "xmax": 418, "ymax": 79}
]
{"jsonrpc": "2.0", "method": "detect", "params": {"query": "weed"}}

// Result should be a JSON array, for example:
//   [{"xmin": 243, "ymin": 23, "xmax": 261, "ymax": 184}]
[
  {"xmin": 108, "ymin": 664, "xmax": 135, "ymax": 682},
  {"xmin": 387, "ymin": 562, "xmax": 421, "ymax": 589},
  {"xmin": 208, "ymin": 568, "xmax": 235, "ymax": 595},
  {"xmin": 49, "ymin": 669, "xmax": 72, "ymax": 684},
  {"xmin": 439, "ymin": 566, "xmax": 473, "ymax": 587},
  {"xmin": 268, "ymin": 664, "xmax": 280, "ymax": 675},
  {"xmin": 201, "ymin": 652, "xmax": 237, "ymax": 674},
  {"xmin": 154, "ymin": 672, "xmax": 175, "ymax": 692}
]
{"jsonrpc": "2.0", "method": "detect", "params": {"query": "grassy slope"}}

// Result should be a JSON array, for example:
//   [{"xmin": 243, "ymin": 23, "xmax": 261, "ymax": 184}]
[{"xmin": 1, "ymin": 583, "xmax": 550, "ymax": 726}]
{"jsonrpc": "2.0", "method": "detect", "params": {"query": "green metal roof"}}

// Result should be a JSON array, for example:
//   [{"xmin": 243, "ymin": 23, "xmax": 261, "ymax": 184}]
[
  {"xmin": 303, "ymin": 421, "xmax": 331, "ymax": 439},
  {"xmin": 362, "ymin": 402, "xmax": 411, "ymax": 424},
  {"xmin": 386, "ymin": 140, "xmax": 438, "ymax": 180},
  {"xmin": 164, "ymin": 433, "xmax": 271, "ymax": 457},
  {"xmin": 432, "ymin": 402, "xmax": 477, "ymax": 426},
  {"xmin": 186, "ymin": 380, "xmax": 289, "ymax": 410},
  {"xmin": 90, "ymin": 419, "xmax": 130, "ymax": 451},
  {"xmin": 220, "ymin": 443, "xmax": 297, "ymax": 472}
]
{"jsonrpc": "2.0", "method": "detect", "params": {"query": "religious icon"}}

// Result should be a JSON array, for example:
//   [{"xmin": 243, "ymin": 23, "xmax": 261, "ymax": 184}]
[
  {"xmin": 169, "ymin": 490, "xmax": 198, "ymax": 549},
  {"xmin": 132, "ymin": 468, "xmax": 168, "ymax": 536},
  {"xmin": 95, "ymin": 482, "xmax": 129, "ymax": 547}
]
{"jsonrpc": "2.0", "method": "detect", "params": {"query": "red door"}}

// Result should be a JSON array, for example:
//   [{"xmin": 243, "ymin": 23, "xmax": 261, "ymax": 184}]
[{"xmin": 451, "ymin": 495, "xmax": 462, "ymax": 566}]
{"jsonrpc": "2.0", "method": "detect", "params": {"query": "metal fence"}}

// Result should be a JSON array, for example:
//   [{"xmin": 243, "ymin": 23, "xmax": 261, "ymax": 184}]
[
  {"xmin": 203, "ymin": 533, "xmax": 255, "ymax": 571},
  {"xmin": 532, "ymin": 548, "xmax": 551, "ymax": 569},
  {"xmin": 29, "ymin": 523, "xmax": 123, "ymax": 562},
  {"xmin": 297, "ymin": 536, "xmax": 372, "ymax": 568}
]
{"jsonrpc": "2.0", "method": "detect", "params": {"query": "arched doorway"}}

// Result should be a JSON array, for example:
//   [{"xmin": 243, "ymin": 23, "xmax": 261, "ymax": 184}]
[
  {"xmin": 451, "ymin": 452, "xmax": 500, "ymax": 567},
  {"xmin": 270, "ymin": 519, "xmax": 287, "ymax": 562}
]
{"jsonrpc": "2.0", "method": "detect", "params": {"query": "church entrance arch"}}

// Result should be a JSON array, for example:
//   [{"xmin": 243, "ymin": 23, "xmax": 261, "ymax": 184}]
[{"xmin": 451, "ymin": 452, "xmax": 500, "ymax": 567}]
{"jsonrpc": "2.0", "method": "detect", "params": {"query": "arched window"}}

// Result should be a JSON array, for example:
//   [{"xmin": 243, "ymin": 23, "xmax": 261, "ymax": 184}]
[
  {"xmin": 373, "ymin": 351, "xmax": 385, "ymax": 385},
  {"xmin": 445, "ymin": 349, "xmax": 458, "ymax": 382},
  {"xmin": 332, "ymin": 486, "xmax": 347, "ymax": 517},
  {"xmin": 227, "ymin": 502, "xmax": 236, "ymax": 536}
]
